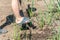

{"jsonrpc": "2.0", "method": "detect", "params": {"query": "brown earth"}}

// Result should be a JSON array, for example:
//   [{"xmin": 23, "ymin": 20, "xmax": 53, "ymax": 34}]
[{"xmin": 0, "ymin": 0, "xmax": 59, "ymax": 40}]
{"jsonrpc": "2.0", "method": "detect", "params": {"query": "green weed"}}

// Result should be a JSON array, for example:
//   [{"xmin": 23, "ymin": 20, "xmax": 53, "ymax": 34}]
[
  {"xmin": 28, "ymin": 0, "xmax": 34, "ymax": 18},
  {"xmin": 51, "ymin": 26, "xmax": 60, "ymax": 40},
  {"xmin": 13, "ymin": 23, "xmax": 21, "ymax": 40}
]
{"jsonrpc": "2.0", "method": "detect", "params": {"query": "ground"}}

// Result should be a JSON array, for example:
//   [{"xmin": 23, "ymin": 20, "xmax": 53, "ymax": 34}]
[{"xmin": 0, "ymin": 0, "xmax": 60, "ymax": 40}]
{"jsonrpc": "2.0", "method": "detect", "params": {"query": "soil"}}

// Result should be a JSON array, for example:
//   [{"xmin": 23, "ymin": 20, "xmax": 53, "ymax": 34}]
[{"xmin": 0, "ymin": 0, "xmax": 60, "ymax": 40}]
